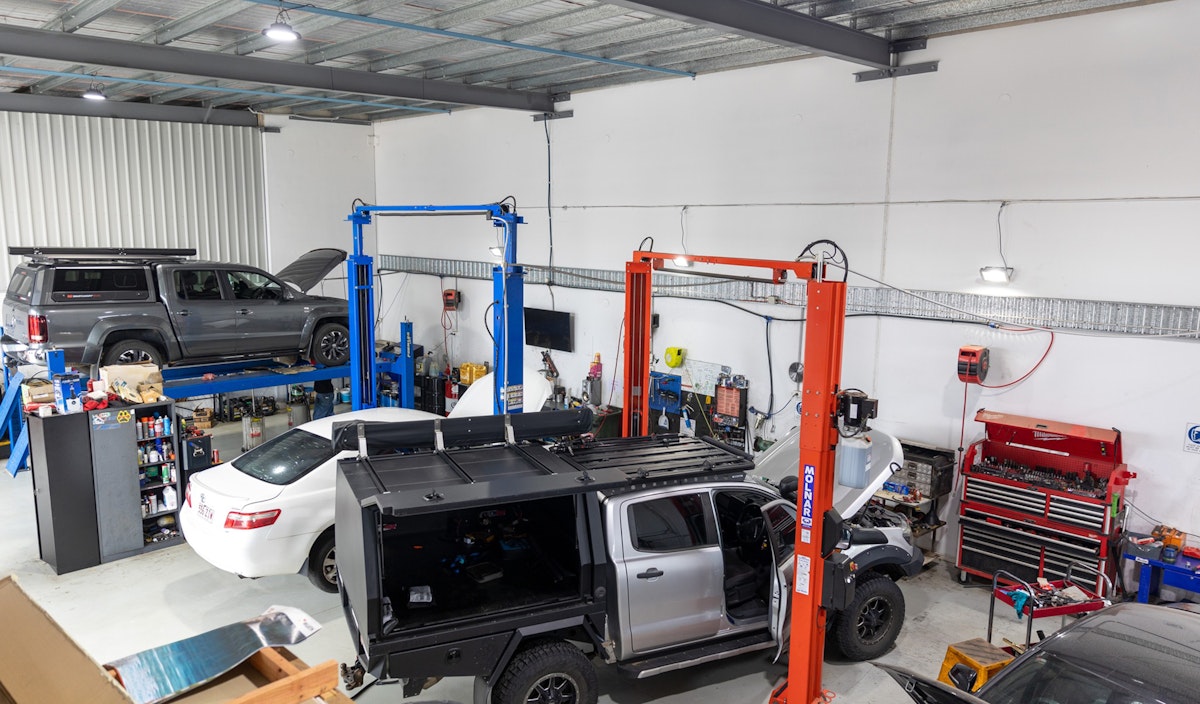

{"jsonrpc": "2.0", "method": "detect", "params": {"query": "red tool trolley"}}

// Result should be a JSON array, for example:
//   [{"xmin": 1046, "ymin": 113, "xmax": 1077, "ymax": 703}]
[{"xmin": 957, "ymin": 410, "xmax": 1135, "ymax": 596}]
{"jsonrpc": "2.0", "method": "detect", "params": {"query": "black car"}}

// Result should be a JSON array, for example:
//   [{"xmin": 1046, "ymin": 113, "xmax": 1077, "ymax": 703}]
[{"xmin": 879, "ymin": 602, "xmax": 1200, "ymax": 704}]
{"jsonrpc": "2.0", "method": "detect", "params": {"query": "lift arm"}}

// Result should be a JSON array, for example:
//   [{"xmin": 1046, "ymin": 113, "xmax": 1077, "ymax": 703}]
[
  {"xmin": 346, "ymin": 203, "xmax": 525, "ymax": 415},
  {"xmin": 621, "ymin": 250, "xmax": 846, "ymax": 704}
]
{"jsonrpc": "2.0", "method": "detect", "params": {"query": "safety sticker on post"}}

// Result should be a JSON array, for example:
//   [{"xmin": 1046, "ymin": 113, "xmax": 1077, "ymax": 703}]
[
  {"xmin": 795, "ymin": 555, "xmax": 811, "ymax": 595},
  {"xmin": 506, "ymin": 384, "xmax": 524, "ymax": 410},
  {"xmin": 800, "ymin": 463, "xmax": 816, "ymax": 529}
]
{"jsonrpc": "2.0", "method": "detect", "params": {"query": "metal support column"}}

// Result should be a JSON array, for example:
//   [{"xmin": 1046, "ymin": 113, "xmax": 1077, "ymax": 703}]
[
  {"xmin": 622, "ymin": 260, "xmax": 653, "ymax": 437},
  {"xmin": 347, "ymin": 211, "xmax": 376, "ymax": 411},
  {"xmin": 775, "ymin": 279, "xmax": 847, "ymax": 704}
]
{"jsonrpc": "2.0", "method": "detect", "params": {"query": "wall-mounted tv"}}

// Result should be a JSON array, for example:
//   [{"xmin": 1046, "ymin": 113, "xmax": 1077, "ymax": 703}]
[{"xmin": 524, "ymin": 307, "xmax": 573, "ymax": 352}]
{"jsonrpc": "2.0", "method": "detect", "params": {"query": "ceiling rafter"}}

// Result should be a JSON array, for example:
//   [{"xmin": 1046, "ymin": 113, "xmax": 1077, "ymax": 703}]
[{"xmin": 0, "ymin": 24, "xmax": 559, "ymax": 112}]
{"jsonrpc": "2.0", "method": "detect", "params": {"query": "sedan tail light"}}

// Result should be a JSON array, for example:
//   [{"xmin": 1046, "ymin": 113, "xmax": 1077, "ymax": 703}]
[
  {"xmin": 28, "ymin": 314, "xmax": 48, "ymax": 343},
  {"xmin": 224, "ymin": 509, "xmax": 281, "ymax": 530},
  {"xmin": 185, "ymin": 483, "xmax": 191, "ymax": 508}
]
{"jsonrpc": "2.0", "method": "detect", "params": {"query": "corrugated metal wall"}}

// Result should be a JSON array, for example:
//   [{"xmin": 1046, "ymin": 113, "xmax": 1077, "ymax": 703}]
[{"xmin": 0, "ymin": 111, "xmax": 265, "ymax": 282}]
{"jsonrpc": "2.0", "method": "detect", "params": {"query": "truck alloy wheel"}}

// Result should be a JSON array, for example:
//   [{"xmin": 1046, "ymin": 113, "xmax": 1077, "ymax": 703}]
[
  {"xmin": 102, "ymin": 340, "xmax": 164, "ymax": 367},
  {"xmin": 493, "ymin": 642, "xmax": 597, "ymax": 704},
  {"xmin": 312, "ymin": 323, "xmax": 350, "ymax": 367},
  {"xmin": 833, "ymin": 573, "xmax": 905, "ymax": 661}
]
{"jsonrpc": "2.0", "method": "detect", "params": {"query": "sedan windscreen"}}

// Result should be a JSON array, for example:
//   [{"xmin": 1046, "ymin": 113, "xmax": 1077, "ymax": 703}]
[{"xmin": 232, "ymin": 429, "xmax": 336, "ymax": 485}]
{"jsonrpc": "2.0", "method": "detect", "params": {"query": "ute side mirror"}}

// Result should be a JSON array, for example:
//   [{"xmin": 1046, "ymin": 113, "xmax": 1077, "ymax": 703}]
[{"xmin": 948, "ymin": 663, "xmax": 978, "ymax": 692}]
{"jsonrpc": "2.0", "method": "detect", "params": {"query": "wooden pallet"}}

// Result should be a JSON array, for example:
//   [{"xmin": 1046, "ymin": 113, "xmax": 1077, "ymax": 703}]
[{"xmin": 108, "ymin": 648, "xmax": 351, "ymax": 704}]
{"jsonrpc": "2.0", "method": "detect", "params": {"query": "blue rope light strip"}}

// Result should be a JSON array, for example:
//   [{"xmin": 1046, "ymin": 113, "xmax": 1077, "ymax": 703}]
[
  {"xmin": 0, "ymin": 64, "xmax": 450, "ymax": 113},
  {"xmin": 246, "ymin": 0, "xmax": 696, "ymax": 78}
]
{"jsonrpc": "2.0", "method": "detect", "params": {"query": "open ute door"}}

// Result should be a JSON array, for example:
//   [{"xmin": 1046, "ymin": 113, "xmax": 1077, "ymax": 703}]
[{"xmin": 761, "ymin": 499, "xmax": 796, "ymax": 663}]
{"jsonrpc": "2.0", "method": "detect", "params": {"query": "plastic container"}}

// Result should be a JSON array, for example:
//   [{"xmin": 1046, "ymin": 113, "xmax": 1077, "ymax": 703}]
[{"xmin": 836, "ymin": 434, "xmax": 871, "ymax": 489}]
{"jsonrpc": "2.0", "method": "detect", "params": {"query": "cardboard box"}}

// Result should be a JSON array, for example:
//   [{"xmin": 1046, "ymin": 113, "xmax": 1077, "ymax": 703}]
[
  {"xmin": 99, "ymin": 363, "xmax": 164, "ymax": 403},
  {"xmin": 192, "ymin": 408, "xmax": 214, "ymax": 429},
  {"xmin": 20, "ymin": 379, "xmax": 55, "ymax": 406},
  {"xmin": 53, "ymin": 373, "xmax": 84, "ymax": 414},
  {"xmin": 0, "ymin": 576, "xmax": 349, "ymax": 704}
]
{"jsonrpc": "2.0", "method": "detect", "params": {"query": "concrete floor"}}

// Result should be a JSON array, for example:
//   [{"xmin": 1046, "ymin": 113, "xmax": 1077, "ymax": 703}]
[{"xmin": 0, "ymin": 408, "xmax": 1036, "ymax": 703}]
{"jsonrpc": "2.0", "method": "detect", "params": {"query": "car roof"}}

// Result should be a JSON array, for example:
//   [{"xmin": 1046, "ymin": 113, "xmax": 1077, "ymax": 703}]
[{"xmin": 1027, "ymin": 602, "xmax": 1200, "ymax": 700}]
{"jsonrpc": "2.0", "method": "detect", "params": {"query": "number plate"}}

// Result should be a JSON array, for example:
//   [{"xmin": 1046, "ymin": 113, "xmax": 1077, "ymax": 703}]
[{"xmin": 197, "ymin": 501, "xmax": 214, "ymax": 523}]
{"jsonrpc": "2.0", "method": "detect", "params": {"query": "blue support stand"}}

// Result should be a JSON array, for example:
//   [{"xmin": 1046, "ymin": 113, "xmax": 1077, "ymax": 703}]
[
  {"xmin": 2, "ymin": 347, "xmax": 66, "ymax": 476},
  {"xmin": 346, "ymin": 203, "xmax": 525, "ymax": 414}
]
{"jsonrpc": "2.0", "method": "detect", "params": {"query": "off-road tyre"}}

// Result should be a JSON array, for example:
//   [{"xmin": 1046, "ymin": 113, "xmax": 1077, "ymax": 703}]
[
  {"xmin": 833, "ymin": 572, "xmax": 905, "ymax": 661},
  {"xmin": 492, "ymin": 641, "xmax": 597, "ymax": 704}
]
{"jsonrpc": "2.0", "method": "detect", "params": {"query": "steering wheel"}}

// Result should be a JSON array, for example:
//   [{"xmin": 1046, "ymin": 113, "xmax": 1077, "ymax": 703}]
[{"xmin": 735, "ymin": 504, "xmax": 765, "ymax": 545}]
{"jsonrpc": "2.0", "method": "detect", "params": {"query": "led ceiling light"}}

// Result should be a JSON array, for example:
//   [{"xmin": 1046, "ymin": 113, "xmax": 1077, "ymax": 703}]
[
  {"xmin": 488, "ymin": 246, "xmax": 505, "ymax": 259},
  {"xmin": 262, "ymin": 3, "xmax": 300, "ymax": 41},
  {"xmin": 672, "ymin": 255, "xmax": 693, "ymax": 268},
  {"xmin": 81, "ymin": 82, "xmax": 107, "ymax": 100},
  {"xmin": 980, "ymin": 266, "xmax": 1013, "ymax": 284}
]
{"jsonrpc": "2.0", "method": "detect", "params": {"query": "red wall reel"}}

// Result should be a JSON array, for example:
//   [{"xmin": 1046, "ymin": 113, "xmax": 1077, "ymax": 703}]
[{"xmin": 958, "ymin": 345, "xmax": 990, "ymax": 384}]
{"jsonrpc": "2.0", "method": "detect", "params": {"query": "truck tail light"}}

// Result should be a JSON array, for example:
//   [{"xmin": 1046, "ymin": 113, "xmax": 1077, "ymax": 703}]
[
  {"xmin": 224, "ymin": 509, "xmax": 281, "ymax": 530},
  {"xmin": 28, "ymin": 314, "xmax": 48, "ymax": 343},
  {"xmin": 185, "ymin": 483, "xmax": 191, "ymax": 508}
]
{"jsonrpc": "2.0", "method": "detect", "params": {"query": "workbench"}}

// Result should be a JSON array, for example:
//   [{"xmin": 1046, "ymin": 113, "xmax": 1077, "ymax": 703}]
[{"xmin": 1125, "ymin": 552, "xmax": 1200, "ymax": 603}]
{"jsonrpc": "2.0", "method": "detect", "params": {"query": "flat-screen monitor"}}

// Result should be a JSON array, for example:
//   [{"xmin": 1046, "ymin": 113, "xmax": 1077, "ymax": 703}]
[{"xmin": 524, "ymin": 307, "xmax": 573, "ymax": 352}]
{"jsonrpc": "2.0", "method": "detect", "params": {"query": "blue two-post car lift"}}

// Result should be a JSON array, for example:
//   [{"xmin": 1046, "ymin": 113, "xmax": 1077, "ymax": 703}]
[
  {"xmin": 1, "ymin": 200, "xmax": 523, "ymax": 475},
  {"xmin": 346, "ymin": 202, "xmax": 526, "ymax": 415}
]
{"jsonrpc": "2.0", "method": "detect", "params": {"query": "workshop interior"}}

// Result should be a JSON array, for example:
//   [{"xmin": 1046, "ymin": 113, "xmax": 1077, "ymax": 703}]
[{"xmin": 0, "ymin": 2, "xmax": 1198, "ymax": 704}]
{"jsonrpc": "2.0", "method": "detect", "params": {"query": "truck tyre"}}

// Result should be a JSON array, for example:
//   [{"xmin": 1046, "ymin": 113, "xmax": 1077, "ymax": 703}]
[
  {"xmin": 493, "ymin": 641, "xmax": 597, "ymax": 704},
  {"xmin": 833, "ymin": 572, "xmax": 904, "ymax": 661},
  {"xmin": 307, "ymin": 531, "xmax": 338, "ymax": 593},
  {"xmin": 311, "ymin": 323, "xmax": 350, "ymax": 367},
  {"xmin": 101, "ymin": 339, "xmax": 164, "ymax": 367}
]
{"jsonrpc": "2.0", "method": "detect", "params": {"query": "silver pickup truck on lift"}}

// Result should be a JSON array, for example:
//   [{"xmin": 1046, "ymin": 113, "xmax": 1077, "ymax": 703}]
[
  {"xmin": 333, "ymin": 409, "xmax": 922, "ymax": 704},
  {"xmin": 2, "ymin": 247, "xmax": 350, "ymax": 371}
]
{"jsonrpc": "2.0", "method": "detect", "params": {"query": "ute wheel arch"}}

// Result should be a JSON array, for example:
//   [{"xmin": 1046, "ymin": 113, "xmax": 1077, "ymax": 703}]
[{"xmin": 99, "ymin": 335, "xmax": 167, "ymax": 367}]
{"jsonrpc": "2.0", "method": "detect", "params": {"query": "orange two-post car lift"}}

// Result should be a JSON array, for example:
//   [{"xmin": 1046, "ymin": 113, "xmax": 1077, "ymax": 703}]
[{"xmin": 622, "ymin": 249, "xmax": 850, "ymax": 704}]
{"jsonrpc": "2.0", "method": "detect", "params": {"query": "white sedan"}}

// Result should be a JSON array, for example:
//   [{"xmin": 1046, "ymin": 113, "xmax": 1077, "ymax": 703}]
[{"xmin": 180, "ymin": 371, "xmax": 552, "ymax": 592}]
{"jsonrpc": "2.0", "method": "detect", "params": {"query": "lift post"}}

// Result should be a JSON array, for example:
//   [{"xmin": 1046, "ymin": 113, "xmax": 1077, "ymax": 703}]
[
  {"xmin": 621, "ymin": 251, "xmax": 847, "ymax": 704},
  {"xmin": 346, "ymin": 203, "xmax": 525, "ymax": 414}
]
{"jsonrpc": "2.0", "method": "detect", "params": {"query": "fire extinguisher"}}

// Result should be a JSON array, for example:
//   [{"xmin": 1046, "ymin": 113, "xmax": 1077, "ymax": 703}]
[{"xmin": 444, "ymin": 365, "xmax": 459, "ymax": 413}]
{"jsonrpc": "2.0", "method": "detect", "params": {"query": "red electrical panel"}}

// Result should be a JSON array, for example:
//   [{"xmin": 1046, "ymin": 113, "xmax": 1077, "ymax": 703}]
[{"xmin": 957, "ymin": 410, "xmax": 1135, "ymax": 596}]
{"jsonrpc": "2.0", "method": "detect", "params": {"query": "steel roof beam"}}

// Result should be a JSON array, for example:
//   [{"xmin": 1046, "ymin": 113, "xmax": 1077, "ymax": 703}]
[
  {"xmin": 0, "ymin": 91, "xmax": 260, "ymax": 127},
  {"xmin": 416, "ymin": 18, "xmax": 697, "ymax": 83},
  {"xmin": 303, "ymin": 0, "xmax": 545, "ymax": 65},
  {"xmin": 56, "ymin": 0, "xmax": 127, "ymax": 33},
  {"xmin": 608, "ymin": 0, "xmax": 891, "ymax": 69},
  {"xmin": 363, "ymin": 4, "xmax": 635, "ymax": 74},
  {"xmin": 0, "ymin": 24, "xmax": 557, "ymax": 112}
]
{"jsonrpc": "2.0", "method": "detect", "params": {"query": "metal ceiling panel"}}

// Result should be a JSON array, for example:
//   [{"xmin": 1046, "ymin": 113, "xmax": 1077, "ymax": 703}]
[{"xmin": 0, "ymin": 0, "xmax": 1170, "ymax": 122}]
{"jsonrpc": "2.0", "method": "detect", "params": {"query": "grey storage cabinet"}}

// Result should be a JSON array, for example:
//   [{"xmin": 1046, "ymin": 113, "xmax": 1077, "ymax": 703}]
[
  {"xmin": 28, "ymin": 400, "xmax": 182, "ymax": 575},
  {"xmin": 28, "ymin": 412, "xmax": 101, "ymax": 574}
]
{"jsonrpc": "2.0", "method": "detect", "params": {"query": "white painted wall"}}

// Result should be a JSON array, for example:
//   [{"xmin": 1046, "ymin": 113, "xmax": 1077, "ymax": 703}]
[
  {"xmin": 260, "ymin": 115, "xmax": 376, "ymax": 295},
  {"xmin": 369, "ymin": 1, "xmax": 1200, "ymax": 544}
]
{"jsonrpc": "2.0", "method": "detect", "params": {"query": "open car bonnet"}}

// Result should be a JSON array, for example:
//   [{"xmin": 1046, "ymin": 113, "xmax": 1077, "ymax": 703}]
[
  {"xmin": 274, "ymin": 248, "xmax": 347, "ymax": 292},
  {"xmin": 753, "ymin": 427, "xmax": 903, "ymax": 517},
  {"xmin": 874, "ymin": 663, "xmax": 990, "ymax": 704}
]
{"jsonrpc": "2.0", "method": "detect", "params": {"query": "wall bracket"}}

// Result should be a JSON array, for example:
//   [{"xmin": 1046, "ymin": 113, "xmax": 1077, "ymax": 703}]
[{"xmin": 855, "ymin": 60, "xmax": 939, "ymax": 83}]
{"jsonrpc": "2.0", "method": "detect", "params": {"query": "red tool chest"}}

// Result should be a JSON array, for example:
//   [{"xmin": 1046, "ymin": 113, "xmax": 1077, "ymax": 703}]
[{"xmin": 957, "ymin": 410, "xmax": 1135, "ymax": 596}]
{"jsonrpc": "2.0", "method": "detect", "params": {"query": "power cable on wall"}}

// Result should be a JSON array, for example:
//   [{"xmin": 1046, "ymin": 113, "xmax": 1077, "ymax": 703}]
[{"xmin": 544, "ymin": 119, "xmax": 556, "ymax": 310}]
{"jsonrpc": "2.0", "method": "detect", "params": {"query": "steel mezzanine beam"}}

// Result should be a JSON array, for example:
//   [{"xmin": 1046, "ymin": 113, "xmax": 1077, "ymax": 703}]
[
  {"xmin": 0, "ymin": 91, "xmax": 261, "ymax": 127},
  {"xmin": 0, "ymin": 24, "xmax": 557, "ymax": 113},
  {"xmin": 608, "ymin": 0, "xmax": 892, "ymax": 69}
]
